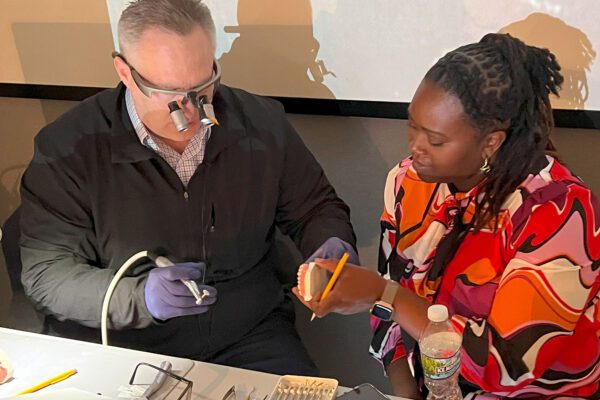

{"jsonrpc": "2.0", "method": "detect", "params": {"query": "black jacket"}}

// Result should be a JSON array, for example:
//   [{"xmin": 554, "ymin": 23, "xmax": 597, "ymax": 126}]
[{"xmin": 19, "ymin": 83, "xmax": 355, "ymax": 357}]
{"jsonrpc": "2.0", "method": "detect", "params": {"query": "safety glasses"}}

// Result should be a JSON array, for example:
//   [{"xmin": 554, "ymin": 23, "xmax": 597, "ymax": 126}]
[{"xmin": 112, "ymin": 51, "xmax": 221, "ymax": 103}]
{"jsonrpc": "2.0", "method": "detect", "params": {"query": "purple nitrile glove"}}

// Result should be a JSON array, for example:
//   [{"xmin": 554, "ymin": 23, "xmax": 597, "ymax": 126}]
[
  {"xmin": 306, "ymin": 237, "xmax": 360, "ymax": 265},
  {"xmin": 144, "ymin": 262, "xmax": 217, "ymax": 321}
]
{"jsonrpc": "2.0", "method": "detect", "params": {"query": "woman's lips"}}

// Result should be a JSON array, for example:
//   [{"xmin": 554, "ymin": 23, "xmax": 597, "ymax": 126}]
[{"xmin": 412, "ymin": 157, "xmax": 429, "ymax": 169}]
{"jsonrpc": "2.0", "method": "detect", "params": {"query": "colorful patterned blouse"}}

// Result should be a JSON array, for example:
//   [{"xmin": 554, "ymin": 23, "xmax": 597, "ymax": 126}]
[{"xmin": 370, "ymin": 156, "xmax": 600, "ymax": 399}]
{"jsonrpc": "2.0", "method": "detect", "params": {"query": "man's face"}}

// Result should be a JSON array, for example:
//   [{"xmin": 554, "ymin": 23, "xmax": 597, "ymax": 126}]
[{"xmin": 115, "ymin": 26, "xmax": 216, "ymax": 145}]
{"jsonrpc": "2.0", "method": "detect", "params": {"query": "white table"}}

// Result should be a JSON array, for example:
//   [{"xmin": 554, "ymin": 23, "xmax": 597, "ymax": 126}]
[{"xmin": 0, "ymin": 328, "xmax": 403, "ymax": 400}]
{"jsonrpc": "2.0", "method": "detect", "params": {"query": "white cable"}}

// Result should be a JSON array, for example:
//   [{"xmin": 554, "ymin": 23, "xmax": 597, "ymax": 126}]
[{"xmin": 101, "ymin": 250, "xmax": 149, "ymax": 346}]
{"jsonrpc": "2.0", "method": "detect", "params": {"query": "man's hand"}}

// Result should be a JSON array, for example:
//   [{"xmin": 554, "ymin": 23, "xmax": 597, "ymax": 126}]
[
  {"xmin": 144, "ymin": 262, "xmax": 217, "ymax": 321},
  {"xmin": 306, "ymin": 237, "xmax": 359, "ymax": 265}
]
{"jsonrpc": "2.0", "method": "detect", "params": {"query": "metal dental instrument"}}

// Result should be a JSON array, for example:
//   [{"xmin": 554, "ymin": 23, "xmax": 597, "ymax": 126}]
[{"xmin": 153, "ymin": 255, "xmax": 207, "ymax": 305}]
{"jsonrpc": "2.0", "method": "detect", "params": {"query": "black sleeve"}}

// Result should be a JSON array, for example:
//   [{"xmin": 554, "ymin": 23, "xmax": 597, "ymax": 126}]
[
  {"xmin": 274, "ymin": 109, "xmax": 356, "ymax": 257},
  {"xmin": 19, "ymin": 130, "xmax": 154, "ymax": 330}
]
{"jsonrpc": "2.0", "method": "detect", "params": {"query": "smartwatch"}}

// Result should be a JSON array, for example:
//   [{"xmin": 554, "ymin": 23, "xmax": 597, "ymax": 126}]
[{"xmin": 370, "ymin": 280, "xmax": 399, "ymax": 321}]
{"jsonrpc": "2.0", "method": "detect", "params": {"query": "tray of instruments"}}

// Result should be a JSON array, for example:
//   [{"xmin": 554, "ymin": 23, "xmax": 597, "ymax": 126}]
[{"xmin": 270, "ymin": 375, "xmax": 338, "ymax": 400}]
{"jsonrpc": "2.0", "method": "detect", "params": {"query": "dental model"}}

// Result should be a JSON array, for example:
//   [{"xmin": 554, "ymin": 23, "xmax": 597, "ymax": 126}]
[{"xmin": 297, "ymin": 262, "xmax": 331, "ymax": 302}]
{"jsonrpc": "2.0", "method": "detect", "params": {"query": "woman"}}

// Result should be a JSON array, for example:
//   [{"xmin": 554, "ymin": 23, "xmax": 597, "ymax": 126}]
[{"xmin": 294, "ymin": 33, "xmax": 600, "ymax": 399}]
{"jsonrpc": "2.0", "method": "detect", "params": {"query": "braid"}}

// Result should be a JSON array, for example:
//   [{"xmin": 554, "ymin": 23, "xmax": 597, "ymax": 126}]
[{"xmin": 425, "ymin": 33, "xmax": 564, "ymax": 232}]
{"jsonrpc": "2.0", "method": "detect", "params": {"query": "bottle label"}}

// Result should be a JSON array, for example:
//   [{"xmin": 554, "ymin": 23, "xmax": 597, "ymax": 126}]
[{"xmin": 421, "ymin": 349, "xmax": 460, "ymax": 380}]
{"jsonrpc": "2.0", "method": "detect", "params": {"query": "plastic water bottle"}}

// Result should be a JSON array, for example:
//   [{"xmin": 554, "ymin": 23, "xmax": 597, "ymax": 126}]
[{"xmin": 419, "ymin": 304, "xmax": 462, "ymax": 400}]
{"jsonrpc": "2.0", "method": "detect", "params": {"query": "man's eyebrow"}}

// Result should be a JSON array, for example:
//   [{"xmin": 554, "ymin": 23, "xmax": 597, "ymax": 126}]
[
  {"xmin": 135, "ymin": 69, "xmax": 177, "ymax": 91},
  {"xmin": 173, "ymin": 71, "xmax": 215, "ymax": 92},
  {"xmin": 139, "ymin": 69, "xmax": 213, "ymax": 92}
]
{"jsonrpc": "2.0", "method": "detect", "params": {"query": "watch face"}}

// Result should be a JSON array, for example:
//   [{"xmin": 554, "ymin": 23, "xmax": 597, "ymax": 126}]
[{"xmin": 371, "ymin": 304, "xmax": 393, "ymax": 321}]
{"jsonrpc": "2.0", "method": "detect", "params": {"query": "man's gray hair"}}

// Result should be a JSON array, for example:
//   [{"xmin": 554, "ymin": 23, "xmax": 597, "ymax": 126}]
[{"xmin": 118, "ymin": 0, "xmax": 216, "ymax": 55}]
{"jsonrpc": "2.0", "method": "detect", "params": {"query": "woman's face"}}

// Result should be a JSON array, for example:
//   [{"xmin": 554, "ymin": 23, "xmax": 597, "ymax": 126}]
[{"xmin": 407, "ymin": 79, "xmax": 497, "ymax": 191}]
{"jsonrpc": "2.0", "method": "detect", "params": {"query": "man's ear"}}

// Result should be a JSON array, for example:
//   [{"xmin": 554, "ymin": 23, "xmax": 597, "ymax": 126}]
[
  {"xmin": 483, "ymin": 130, "xmax": 506, "ymax": 160},
  {"xmin": 113, "ymin": 55, "xmax": 134, "ymax": 90}
]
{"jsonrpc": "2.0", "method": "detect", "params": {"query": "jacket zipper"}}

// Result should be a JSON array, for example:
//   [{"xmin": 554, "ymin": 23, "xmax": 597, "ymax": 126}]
[
  {"xmin": 182, "ymin": 188, "xmax": 194, "ymax": 263},
  {"xmin": 200, "ymin": 165, "xmax": 214, "ymax": 282}
]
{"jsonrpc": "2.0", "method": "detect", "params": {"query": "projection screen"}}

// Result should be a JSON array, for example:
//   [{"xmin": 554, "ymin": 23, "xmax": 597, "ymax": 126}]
[{"xmin": 107, "ymin": 0, "xmax": 599, "ymax": 112}]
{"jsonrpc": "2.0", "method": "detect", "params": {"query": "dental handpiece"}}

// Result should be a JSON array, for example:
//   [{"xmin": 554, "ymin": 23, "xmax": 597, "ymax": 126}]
[{"xmin": 153, "ymin": 256, "xmax": 210, "ymax": 305}]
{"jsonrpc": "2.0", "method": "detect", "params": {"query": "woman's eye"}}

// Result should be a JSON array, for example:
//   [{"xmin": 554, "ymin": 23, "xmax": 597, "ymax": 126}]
[{"xmin": 427, "ymin": 134, "xmax": 445, "ymax": 147}]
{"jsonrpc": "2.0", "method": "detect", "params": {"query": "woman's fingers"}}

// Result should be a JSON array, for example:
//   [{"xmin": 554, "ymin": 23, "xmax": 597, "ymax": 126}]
[{"xmin": 295, "ymin": 258, "xmax": 376, "ymax": 318}]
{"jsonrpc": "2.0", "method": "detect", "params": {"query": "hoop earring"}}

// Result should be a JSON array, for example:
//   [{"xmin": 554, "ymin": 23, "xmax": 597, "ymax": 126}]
[{"xmin": 480, "ymin": 158, "xmax": 491, "ymax": 174}]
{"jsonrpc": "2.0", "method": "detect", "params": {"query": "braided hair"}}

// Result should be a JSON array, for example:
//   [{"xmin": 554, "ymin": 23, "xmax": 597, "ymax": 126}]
[{"xmin": 424, "ymin": 33, "xmax": 564, "ymax": 231}]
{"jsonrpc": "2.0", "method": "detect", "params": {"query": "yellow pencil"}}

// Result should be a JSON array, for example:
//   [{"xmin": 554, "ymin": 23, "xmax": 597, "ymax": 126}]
[
  {"xmin": 310, "ymin": 252, "xmax": 350, "ymax": 321},
  {"xmin": 17, "ymin": 369, "xmax": 78, "ymax": 395}
]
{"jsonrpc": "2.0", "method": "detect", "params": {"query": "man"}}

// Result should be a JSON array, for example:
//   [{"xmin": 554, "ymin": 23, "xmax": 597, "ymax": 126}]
[{"xmin": 19, "ymin": 0, "xmax": 357, "ymax": 376}]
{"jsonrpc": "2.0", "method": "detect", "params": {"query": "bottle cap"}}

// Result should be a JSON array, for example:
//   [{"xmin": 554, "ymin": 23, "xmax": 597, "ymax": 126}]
[{"xmin": 427, "ymin": 304, "xmax": 449, "ymax": 322}]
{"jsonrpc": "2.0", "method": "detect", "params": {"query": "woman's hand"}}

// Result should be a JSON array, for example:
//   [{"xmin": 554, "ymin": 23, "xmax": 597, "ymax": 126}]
[{"xmin": 292, "ymin": 258, "xmax": 386, "ymax": 318}]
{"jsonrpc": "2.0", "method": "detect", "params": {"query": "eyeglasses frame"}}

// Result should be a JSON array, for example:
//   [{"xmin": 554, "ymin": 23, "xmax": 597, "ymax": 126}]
[{"xmin": 112, "ymin": 51, "xmax": 221, "ymax": 101}]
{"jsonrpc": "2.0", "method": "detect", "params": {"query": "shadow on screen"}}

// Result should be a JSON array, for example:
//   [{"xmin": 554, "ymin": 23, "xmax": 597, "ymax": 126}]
[
  {"xmin": 218, "ymin": 0, "xmax": 336, "ymax": 99},
  {"xmin": 499, "ymin": 12, "xmax": 596, "ymax": 110}
]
